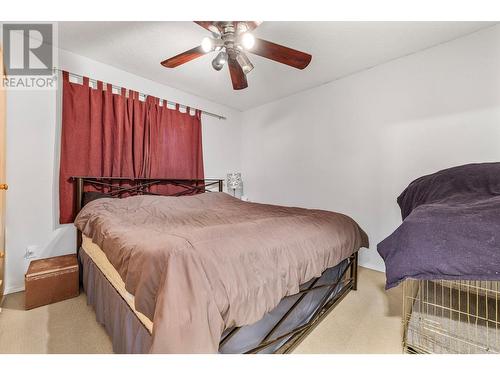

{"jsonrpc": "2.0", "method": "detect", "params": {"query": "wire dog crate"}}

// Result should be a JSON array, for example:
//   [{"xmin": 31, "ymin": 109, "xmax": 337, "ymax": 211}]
[{"xmin": 402, "ymin": 279, "xmax": 500, "ymax": 354}]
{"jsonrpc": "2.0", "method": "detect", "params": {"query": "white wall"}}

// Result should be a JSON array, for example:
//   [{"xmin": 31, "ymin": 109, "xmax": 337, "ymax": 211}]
[
  {"xmin": 241, "ymin": 25, "xmax": 500, "ymax": 271},
  {"xmin": 5, "ymin": 47, "xmax": 242, "ymax": 293}
]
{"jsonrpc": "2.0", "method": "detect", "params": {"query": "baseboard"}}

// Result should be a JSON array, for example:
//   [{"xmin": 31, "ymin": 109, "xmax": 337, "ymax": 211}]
[
  {"xmin": 4, "ymin": 283, "xmax": 25, "ymax": 295},
  {"xmin": 358, "ymin": 261, "xmax": 385, "ymax": 273}
]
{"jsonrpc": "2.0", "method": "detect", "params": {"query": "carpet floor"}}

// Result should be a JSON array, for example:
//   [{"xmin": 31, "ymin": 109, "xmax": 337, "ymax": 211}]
[{"xmin": 0, "ymin": 266, "xmax": 402, "ymax": 354}]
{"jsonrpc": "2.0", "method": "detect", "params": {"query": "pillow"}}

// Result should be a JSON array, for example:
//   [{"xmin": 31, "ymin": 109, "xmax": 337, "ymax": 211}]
[{"xmin": 82, "ymin": 191, "xmax": 114, "ymax": 207}]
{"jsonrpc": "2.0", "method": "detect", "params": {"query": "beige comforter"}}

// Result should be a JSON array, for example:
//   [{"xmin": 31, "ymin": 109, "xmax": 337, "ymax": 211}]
[{"xmin": 75, "ymin": 192, "xmax": 368, "ymax": 353}]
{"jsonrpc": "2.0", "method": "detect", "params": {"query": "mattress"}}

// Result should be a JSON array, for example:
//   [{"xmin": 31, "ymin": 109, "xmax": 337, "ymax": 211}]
[{"xmin": 82, "ymin": 234, "xmax": 153, "ymax": 333}]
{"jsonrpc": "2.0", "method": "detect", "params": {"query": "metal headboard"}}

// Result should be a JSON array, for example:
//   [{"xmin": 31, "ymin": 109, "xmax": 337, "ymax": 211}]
[{"xmin": 71, "ymin": 176, "xmax": 224, "ymax": 248}]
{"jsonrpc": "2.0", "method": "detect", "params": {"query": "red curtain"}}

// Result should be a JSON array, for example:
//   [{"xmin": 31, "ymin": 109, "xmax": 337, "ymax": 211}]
[{"xmin": 59, "ymin": 71, "xmax": 204, "ymax": 224}]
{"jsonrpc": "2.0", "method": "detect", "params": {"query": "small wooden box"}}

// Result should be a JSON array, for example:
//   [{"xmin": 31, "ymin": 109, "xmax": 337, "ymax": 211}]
[{"xmin": 25, "ymin": 254, "xmax": 79, "ymax": 310}]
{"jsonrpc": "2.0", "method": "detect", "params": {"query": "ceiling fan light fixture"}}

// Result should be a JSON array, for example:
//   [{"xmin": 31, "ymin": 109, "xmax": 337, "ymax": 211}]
[
  {"xmin": 201, "ymin": 37, "xmax": 223, "ymax": 53},
  {"xmin": 201, "ymin": 37, "xmax": 213, "ymax": 52},
  {"xmin": 240, "ymin": 32, "xmax": 255, "ymax": 50},
  {"xmin": 236, "ymin": 52, "xmax": 254, "ymax": 75},
  {"xmin": 212, "ymin": 51, "xmax": 228, "ymax": 71}
]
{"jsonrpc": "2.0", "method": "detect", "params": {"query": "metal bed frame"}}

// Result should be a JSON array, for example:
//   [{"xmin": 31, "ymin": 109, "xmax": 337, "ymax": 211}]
[{"xmin": 72, "ymin": 176, "xmax": 359, "ymax": 354}]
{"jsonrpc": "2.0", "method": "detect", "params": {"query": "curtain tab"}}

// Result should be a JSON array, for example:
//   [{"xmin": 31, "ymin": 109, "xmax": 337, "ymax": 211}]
[
  {"xmin": 82, "ymin": 76, "xmax": 89, "ymax": 87},
  {"xmin": 146, "ymin": 95, "xmax": 156, "ymax": 105},
  {"xmin": 96, "ymin": 80, "xmax": 103, "ymax": 91},
  {"xmin": 121, "ymin": 87, "xmax": 126, "ymax": 97},
  {"xmin": 62, "ymin": 71, "xmax": 69, "ymax": 81}
]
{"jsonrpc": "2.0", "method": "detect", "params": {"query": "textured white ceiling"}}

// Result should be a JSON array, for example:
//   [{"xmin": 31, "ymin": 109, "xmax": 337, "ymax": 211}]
[{"xmin": 58, "ymin": 21, "xmax": 496, "ymax": 111}]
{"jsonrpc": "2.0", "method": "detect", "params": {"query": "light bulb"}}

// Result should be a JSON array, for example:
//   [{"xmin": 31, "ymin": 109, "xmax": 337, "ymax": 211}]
[
  {"xmin": 212, "ymin": 51, "xmax": 228, "ymax": 71},
  {"xmin": 201, "ymin": 37, "xmax": 214, "ymax": 53},
  {"xmin": 240, "ymin": 33, "xmax": 255, "ymax": 50}
]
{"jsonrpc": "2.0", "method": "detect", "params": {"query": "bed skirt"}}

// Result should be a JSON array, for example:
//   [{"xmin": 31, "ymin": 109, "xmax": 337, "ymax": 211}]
[
  {"xmin": 81, "ymin": 248, "xmax": 152, "ymax": 353},
  {"xmin": 80, "ymin": 248, "xmax": 352, "ymax": 354}
]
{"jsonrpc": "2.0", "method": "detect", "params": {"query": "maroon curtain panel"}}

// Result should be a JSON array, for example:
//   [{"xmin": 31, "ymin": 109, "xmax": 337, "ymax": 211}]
[{"xmin": 59, "ymin": 71, "xmax": 204, "ymax": 224}]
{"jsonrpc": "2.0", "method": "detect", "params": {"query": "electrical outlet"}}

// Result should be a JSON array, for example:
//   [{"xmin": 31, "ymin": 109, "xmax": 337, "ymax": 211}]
[{"xmin": 24, "ymin": 245, "xmax": 42, "ymax": 260}]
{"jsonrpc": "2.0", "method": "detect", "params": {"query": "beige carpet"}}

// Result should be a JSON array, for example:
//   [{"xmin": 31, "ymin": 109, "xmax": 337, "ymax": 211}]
[{"xmin": 0, "ymin": 267, "xmax": 402, "ymax": 354}]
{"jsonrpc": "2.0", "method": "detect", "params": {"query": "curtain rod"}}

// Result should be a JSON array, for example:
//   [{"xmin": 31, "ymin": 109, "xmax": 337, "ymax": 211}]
[{"xmin": 53, "ymin": 68, "xmax": 227, "ymax": 120}]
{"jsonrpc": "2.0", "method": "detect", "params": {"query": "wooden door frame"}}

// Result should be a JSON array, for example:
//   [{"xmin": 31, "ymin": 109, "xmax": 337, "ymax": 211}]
[{"xmin": 0, "ymin": 44, "xmax": 6, "ymax": 306}]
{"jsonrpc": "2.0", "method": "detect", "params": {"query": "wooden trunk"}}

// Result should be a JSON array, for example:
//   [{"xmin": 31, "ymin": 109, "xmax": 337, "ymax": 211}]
[{"xmin": 25, "ymin": 254, "xmax": 79, "ymax": 310}]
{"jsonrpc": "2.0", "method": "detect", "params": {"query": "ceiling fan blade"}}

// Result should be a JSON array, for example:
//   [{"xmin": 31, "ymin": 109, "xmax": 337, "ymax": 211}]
[
  {"xmin": 228, "ymin": 58, "xmax": 248, "ymax": 90},
  {"xmin": 249, "ymin": 38, "xmax": 312, "ymax": 70},
  {"xmin": 194, "ymin": 21, "xmax": 221, "ymax": 35},
  {"xmin": 160, "ymin": 46, "xmax": 206, "ymax": 68}
]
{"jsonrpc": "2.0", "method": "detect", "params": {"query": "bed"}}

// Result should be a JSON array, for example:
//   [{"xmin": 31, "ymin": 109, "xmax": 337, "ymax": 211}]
[
  {"xmin": 72, "ymin": 177, "xmax": 369, "ymax": 354},
  {"xmin": 377, "ymin": 163, "xmax": 500, "ymax": 354}
]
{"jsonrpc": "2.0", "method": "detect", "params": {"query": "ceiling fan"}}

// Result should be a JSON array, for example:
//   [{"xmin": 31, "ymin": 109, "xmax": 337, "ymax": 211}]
[{"xmin": 160, "ymin": 21, "xmax": 312, "ymax": 90}]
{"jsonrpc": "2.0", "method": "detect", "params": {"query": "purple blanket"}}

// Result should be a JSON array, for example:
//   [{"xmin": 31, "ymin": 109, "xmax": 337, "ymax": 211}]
[{"xmin": 377, "ymin": 163, "xmax": 500, "ymax": 289}]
